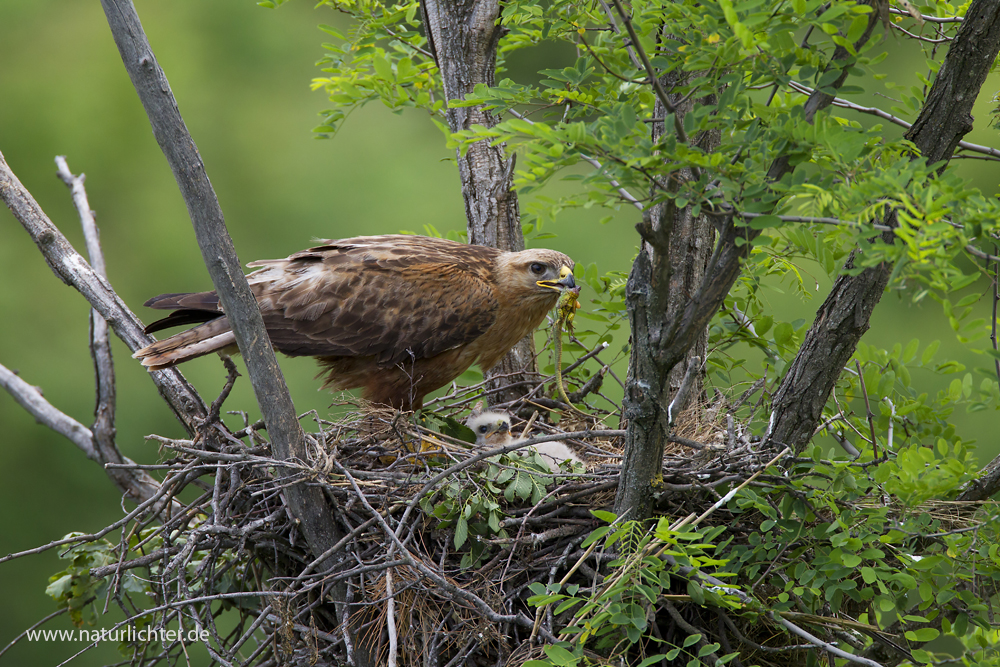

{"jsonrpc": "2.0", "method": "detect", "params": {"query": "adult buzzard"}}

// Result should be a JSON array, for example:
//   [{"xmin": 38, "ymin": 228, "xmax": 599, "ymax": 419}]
[{"xmin": 134, "ymin": 235, "xmax": 575, "ymax": 409}]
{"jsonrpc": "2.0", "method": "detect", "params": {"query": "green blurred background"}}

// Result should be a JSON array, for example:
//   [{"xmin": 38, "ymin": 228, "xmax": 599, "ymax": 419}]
[{"xmin": 2, "ymin": 1, "xmax": 1000, "ymax": 664}]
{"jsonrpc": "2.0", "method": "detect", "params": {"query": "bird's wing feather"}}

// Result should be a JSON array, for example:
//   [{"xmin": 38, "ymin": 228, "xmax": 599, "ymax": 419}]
[
  {"xmin": 143, "ymin": 292, "xmax": 223, "ymax": 334},
  {"xmin": 246, "ymin": 236, "xmax": 501, "ymax": 365}
]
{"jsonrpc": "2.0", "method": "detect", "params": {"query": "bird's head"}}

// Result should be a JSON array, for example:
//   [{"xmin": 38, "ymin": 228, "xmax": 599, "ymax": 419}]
[
  {"xmin": 497, "ymin": 248, "xmax": 576, "ymax": 301},
  {"xmin": 466, "ymin": 410, "xmax": 513, "ymax": 447}
]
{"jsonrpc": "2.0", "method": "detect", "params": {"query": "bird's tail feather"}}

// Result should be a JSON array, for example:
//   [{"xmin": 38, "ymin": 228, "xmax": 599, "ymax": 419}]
[{"xmin": 133, "ymin": 317, "xmax": 236, "ymax": 370}]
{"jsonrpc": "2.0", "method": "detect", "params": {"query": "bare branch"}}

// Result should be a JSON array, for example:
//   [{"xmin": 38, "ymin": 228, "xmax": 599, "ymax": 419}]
[
  {"xmin": 0, "ymin": 363, "xmax": 97, "ymax": 461},
  {"xmin": 55, "ymin": 156, "xmax": 126, "ymax": 478},
  {"xmin": 98, "ymin": 0, "xmax": 345, "ymax": 577},
  {"xmin": 0, "ymin": 150, "xmax": 207, "ymax": 433},
  {"xmin": 889, "ymin": 7, "xmax": 963, "ymax": 23},
  {"xmin": 0, "ymin": 466, "xmax": 186, "ymax": 566},
  {"xmin": 788, "ymin": 80, "xmax": 1000, "ymax": 161},
  {"xmin": 667, "ymin": 356, "xmax": 701, "ymax": 425},
  {"xmin": 772, "ymin": 613, "xmax": 885, "ymax": 667}
]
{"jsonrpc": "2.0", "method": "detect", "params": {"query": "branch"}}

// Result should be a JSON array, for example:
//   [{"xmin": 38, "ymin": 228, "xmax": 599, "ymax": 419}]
[
  {"xmin": 507, "ymin": 109, "xmax": 644, "ymax": 210},
  {"xmin": 0, "ymin": 151, "xmax": 207, "ymax": 433},
  {"xmin": 667, "ymin": 356, "xmax": 700, "ymax": 425},
  {"xmin": 98, "ymin": 0, "xmax": 343, "ymax": 566},
  {"xmin": 788, "ymin": 80, "xmax": 1000, "ymax": 161},
  {"xmin": 608, "ymin": 0, "xmax": 701, "ymax": 181},
  {"xmin": 889, "ymin": 7, "xmax": 963, "ymax": 23},
  {"xmin": 768, "ymin": 0, "xmax": 1000, "ymax": 457},
  {"xmin": 736, "ymin": 210, "xmax": 1000, "ymax": 263},
  {"xmin": 0, "ymin": 463, "xmax": 186, "ymax": 566},
  {"xmin": 55, "ymin": 156, "xmax": 132, "ymax": 484},
  {"xmin": 0, "ymin": 363, "xmax": 97, "ymax": 461},
  {"xmin": 772, "ymin": 613, "xmax": 885, "ymax": 667},
  {"xmin": 336, "ymin": 461, "xmax": 532, "ymax": 628}
]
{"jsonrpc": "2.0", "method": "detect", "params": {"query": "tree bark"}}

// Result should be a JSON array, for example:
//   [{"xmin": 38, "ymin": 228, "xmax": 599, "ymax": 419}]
[
  {"xmin": 420, "ymin": 0, "xmax": 535, "ymax": 406},
  {"xmin": 614, "ymin": 2, "xmax": 882, "ymax": 521},
  {"xmin": 768, "ymin": 0, "xmax": 1000, "ymax": 457},
  {"xmin": 99, "ymin": 1, "xmax": 369, "ymax": 662},
  {"xmin": 614, "ymin": 67, "xmax": 718, "ymax": 519},
  {"xmin": 0, "ymin": 152, "xmax": 208, "ymax": 434}
]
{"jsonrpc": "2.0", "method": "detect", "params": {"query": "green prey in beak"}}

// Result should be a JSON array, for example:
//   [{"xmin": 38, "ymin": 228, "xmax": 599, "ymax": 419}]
[{"xmin": 537, "ymin": 266, "xmax": 577, "ymax": 291}]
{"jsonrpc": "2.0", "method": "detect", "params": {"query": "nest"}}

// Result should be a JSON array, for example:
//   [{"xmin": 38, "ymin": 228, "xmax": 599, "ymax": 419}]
[{"xmin": 95, "ymin": 360, "xmax": 814, "ymax": 667}]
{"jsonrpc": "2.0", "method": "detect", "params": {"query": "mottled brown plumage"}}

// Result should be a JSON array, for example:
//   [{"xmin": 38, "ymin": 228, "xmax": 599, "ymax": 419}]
[{"xmin": 134, "ymin": 235, "xmax": 575, "ymax": 409}]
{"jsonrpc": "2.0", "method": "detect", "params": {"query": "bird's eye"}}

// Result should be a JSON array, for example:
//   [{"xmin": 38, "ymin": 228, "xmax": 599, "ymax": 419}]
[
  {"xmin": 530, "ymin": 262, "xmax": 546, "ymax": 275},
  {"xmin": 478, "ymin": 425, "xmax": 489, "ymax": 434}
]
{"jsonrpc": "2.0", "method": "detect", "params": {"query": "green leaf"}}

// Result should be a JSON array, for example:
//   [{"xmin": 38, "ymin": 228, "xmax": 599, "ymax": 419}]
[
  {"xmin": 454, "ymin": 516, "xmax": 469, "ymax": 549},
  {"xmin": 748, "ymin": 214, "xmax": 782, "ymax": 229},
  {"xmin": 773, "ymin": 322, "xmax": 794, "ymax": 346},
  {"xmin": 921, "ymin": 340, "xmax": 940, "ymax": 365},
  {"xmin": 904, "ymin": 628, "xmax": 940, "ymax": 642},
  {"xmin": 698, "ymin": 643, "xmax": 721, "ymax": 657},
  {"xmin": 687, "ymin": 580, "xmax": 706, "ymax": 605},
  {"xmin": 543, "ymin": 644, "xmax": 578, "ymax": 666},
  {"xmin": 373, "ymin": 53, "xmax": 393, "ymax": 81},
  {"xmin": 591, "ymin": 509, "xmax": 617, "ymax": 523}
]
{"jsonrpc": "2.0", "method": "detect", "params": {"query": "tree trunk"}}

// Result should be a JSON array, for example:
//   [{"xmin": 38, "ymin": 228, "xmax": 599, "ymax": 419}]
[
  {"xmin": 614, "ymin": 3, "xmax": 882, "ymax": 522},
  {"xmin": 420, "ymin": 0, "xmax": 535, "ymax": 406},
  {"xmin": 769, "ymin": 0, "xmax": 1000, "ymax": 457},
  {"xmin": 614, "ymin": 71, "xmax": 718, "ymax": 520}
]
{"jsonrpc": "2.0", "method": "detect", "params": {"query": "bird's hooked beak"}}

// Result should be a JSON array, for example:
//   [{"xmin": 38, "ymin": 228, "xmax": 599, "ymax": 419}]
[
  {"xmin": 496, "ymin": 419, "xmax": 510, "ymax": 434},
  {"xmin": 537, "ymin": 266, "xmax": 577, "ymax": 292}
]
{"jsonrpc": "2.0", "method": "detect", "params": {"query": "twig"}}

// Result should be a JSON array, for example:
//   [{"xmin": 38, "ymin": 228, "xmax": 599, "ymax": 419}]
[
  {"xmin": 0, "ymin": 150, "xmax": 207, "ymax": 433},
  {"xmin": 771, "ymin": 613, "xmax": 885, "ymax": 667},
  {"xmin": 335, "ymin": 462, "xmax": 532, "ymax": 628},
  {"xmin": 385, "ymin": 568, "xmax": 398, "ymax": 667},
  {"xmin": 788, "ymin": 80, "xmax": 1000, "ymax": 162},
  {"xmin": 595, "ymin": 0, "xmax": 643, "ymax": 69},
  {"xmin": 0, "ymin": 471, "xmax": 187, "ymax": 566},
  {"xmin": 663, "ymin": 600, "xmax": 719, "ymax": 663},
  {"xmin": 717, "ymin": 611, "xmax": 812, "ymax": 653},
  {"xmin": 0, "ymin": 605, "xmax": 72, "ymax": 659},
  {"xmin": 0, "ymin": 363, "xmax": 97, "ymax": 461},
  {"xmin": 888, "ymin": 7, "xmax": 962, "ymax": 22},
  {"xmin": 667, "ymin": 356, "xmax": 701, "ymax": 425},
  {"xmin": 508, "ymin": 109, "xmax": 644, "ymax": 210},
  {"xmin": 667, "ymin": 433, "xmax": 706, "ymax": 450},
  {"xmin": 608, "ymin": 0, "xmax": 701, "ymax": 184},
  {"xmin": 854, "ymin": 360, "xmax": 878, "ymax": 460},
  {"xmin": 0, "ymin": 362, "xmax": 172, "ymax": 506},
  {"xmin": 670, "ymin": 447, "xmax": 790, "ymax": 531},
  {"xmin": 55, "ymin": 156, "xmax": 138, "ymax": 491}
]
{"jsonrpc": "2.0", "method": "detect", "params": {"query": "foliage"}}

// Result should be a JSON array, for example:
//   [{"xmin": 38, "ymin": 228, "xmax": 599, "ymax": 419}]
[
  {"xmin": 305, "ymin": 0, "xmax": 1000, "ymax": 664},
  {"xmin": 421, "ymin": 445, "xmax": 586, "ymax": 569},
  {"xmin": 523, "ymin": 457, "xmax": 1000, "ymax": 667},
  {"xmin": 11, "ymin": 0, "xmax": 1000, "ymax": 664},
  {"xmin": 45, "ymin": 536, "xmax": 117, "ymax": 628}
]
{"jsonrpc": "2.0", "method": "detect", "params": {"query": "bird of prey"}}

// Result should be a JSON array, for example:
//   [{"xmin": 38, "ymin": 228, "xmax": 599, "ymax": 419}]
[
  {"xmin": 133, "ymin": 235, "xmax": 575, "ymax": 410},
  {"xmin": 466, "ymin": 411, "xmax": 583, "ymax": 473}
]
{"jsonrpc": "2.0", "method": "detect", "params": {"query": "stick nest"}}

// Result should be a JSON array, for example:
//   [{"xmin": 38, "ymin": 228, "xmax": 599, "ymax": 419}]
[{"xmin": 97, "ymin": 365, "xmax": 816, "ymax": 667}]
